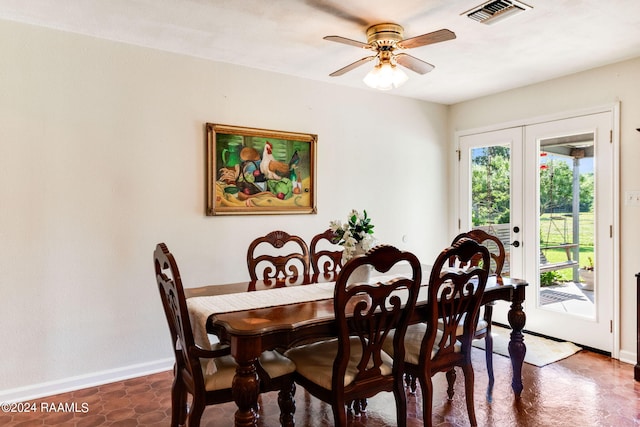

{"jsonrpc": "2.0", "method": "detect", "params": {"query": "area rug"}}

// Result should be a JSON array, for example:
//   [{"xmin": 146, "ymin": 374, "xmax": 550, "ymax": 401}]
[{"xmin": 472, "ymin": 325, "xmax": 582, "ymax": 367}]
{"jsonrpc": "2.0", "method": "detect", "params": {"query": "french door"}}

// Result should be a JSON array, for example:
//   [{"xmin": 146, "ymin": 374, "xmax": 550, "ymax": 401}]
[{"xmin": 457, "ymin": 111, "xmax": 616, "ymax": 352}]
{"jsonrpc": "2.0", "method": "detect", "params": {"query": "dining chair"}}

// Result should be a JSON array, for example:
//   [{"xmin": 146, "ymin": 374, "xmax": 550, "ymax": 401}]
[
  {"xmin": 449, "ymin": 228, "xmax": 506, "ymax": 398},
  {"xmin": 247, "ymin": 230, "xmax": 311, "ymax": 282},
  {"xmin": 309, "ymin": 229, "xmax": 343, "ymax": 274},
  {"xmin": 154, "ymin": 243, "xmax": 297, "ymax": 427},
  {"xmin": 284, "ymin": 245, "xmax": 422, "ymax": 427},
  {"xmin": 384, "ymin": 237, "xmax": 490, "ymax": 427}
]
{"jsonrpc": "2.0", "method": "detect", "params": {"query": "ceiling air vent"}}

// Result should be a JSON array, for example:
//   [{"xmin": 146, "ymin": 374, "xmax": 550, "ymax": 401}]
[{"xmin": 463, "ymin": 0, "xmax": 532, "ymax": 25}]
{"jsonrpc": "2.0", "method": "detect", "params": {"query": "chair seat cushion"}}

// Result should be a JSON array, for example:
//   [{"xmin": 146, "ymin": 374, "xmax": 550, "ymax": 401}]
[
  {"xmin": 201, "ymin": 350, "xmax": 296, "ymax": 392},
  {"xmin": 201, "ymin": 354, "xmax": 237, "ymax": 391},
  {"xmin": 285, "ymin": 337, "xmax": 394, "ymax": 390},
  {"xmin": 382, "ymin": 324, "xmax": 461, "ymax": 365},
  {"xmin": 259, "ymin": 349, "xmax": 297, "ymax": 378}
]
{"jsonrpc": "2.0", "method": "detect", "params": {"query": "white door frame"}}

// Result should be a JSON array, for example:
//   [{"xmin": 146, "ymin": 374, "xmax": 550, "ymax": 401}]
[{"xmin": 453, "ymin": 103, "xmax": 620, "ymax": 358}]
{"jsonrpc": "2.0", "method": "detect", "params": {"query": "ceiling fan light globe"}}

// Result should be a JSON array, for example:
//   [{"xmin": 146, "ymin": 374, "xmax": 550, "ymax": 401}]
[
  {"xmin": 363, "ymin": 63, "xmax": 407, "ymax": 90},
  {"xmin": 391, "ymin": 66, "xmax": 408, "ymax": 88},
  {"xmin": 363, "ymin": 65, "xmax": 383, "ymax": 89}
]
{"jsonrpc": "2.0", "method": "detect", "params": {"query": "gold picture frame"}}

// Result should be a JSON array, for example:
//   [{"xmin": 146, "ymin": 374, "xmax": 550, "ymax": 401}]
[{"xmin": 206, "ymin": 123, "xmax": 317, "ymax": 216}]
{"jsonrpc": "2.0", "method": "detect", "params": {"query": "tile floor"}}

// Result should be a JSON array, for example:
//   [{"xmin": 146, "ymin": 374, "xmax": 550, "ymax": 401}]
[{"xmin": 2, "ymin": 347, "xmax": 638, "ymax": 426}]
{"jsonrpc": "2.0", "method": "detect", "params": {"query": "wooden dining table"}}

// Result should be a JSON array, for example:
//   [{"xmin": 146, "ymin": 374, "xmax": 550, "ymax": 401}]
[{"xmin": 186, "ymin": 266, "xmax": 528, "ymax": 427}]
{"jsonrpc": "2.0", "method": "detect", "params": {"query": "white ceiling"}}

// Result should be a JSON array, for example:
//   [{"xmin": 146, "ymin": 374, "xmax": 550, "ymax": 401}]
[{"xmin": 2, "ymin": 0, "xmax": 640, "ymax": 104}]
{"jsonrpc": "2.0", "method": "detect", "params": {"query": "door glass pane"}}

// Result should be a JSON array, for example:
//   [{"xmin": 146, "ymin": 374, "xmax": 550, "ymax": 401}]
[
  {"xmin": 470, "ymin": 145, "xmax": 511, "ymax": 277},
  {"xmin": 538, "ymin": 133, "xmax": 595, "ymax": 318}
]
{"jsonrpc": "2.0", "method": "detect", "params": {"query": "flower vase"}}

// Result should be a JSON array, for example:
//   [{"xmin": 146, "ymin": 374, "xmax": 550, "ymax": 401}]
[{"xmin": 347, "ymin": 243, "xmax": 372, "ymax": 286}]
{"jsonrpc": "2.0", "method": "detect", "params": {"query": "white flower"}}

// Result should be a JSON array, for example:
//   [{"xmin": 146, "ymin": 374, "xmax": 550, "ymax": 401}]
[
  {"xmin": 329, "ymin": 209, "xmax": 376, "ymax": 263},
  {"xmin": 343, "ymin": 235, "xmax": 357, "ymax": 247},
  {"xmin": 361, "ymin": 238, "xmax": 374, "ymax": 251},
  {"xmin": 329, "ymin": 220, "xmax": 342, "ymax": 232}
]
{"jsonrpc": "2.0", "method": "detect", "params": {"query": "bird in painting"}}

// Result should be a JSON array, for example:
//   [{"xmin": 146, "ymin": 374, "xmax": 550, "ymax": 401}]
[{"xmin": 260, "ymin": 142, "xmax": 300, "ymax": 180}]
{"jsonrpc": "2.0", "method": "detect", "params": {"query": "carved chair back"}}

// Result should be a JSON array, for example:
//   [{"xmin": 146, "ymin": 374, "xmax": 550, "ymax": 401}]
[
  {"xmin": 424, "ymin": 238, "xmax": 490, "ymax": 372},
  {"xmin": 246, "ymin": 230, "xmax": 311, "ymax": 281},
  {"xmin": 310, "ymin": 229, "xmax": 344, "ymax": 274},
  {"xmin": 332, "ymin": 245, "xmax": 421, "ymax": 415},
  {"xmin": 450, "ymin": 228, "xmax": 505, "ymax": 276}
]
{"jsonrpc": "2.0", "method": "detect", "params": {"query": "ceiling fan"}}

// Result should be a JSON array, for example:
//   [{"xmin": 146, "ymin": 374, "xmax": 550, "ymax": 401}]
[{"xmin": 324, "ymin": 23, "xmax": 456, "ymax": 89}]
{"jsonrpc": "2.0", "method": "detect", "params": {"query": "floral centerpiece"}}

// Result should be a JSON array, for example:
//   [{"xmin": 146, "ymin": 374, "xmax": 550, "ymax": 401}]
[{"xmin": 329, "ymin": 209, "xmax": 375, "ymax": 264}]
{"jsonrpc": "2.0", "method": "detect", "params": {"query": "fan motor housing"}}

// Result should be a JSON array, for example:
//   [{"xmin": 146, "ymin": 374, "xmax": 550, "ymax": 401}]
[{"xmin": 366, "ymin": 23, "xmax": 404, "ymax": 48}]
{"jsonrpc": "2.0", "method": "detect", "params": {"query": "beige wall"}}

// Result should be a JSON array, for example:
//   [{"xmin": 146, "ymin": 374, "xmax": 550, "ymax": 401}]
[
  {"xmin": 449, "ymin": 57, "xmax": 640, "ymax": 364},
  {"xmin": 0, "ymin": 20, "xmax": 451, "ymax": 398}
]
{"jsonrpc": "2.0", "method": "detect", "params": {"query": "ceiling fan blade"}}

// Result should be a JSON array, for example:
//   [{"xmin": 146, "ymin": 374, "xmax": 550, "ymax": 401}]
[
  {"xmin": 395, "ymin": 53, "xmax": 435, "ymax": 75},
  {"xmin": 323, "ymin": 35, "xmax": 372, "ymax": 49},
  {"xmin": 329, "ymin": 56, "xmax": 376, "ymax": 76},
  {"xmin": 305, "ymin": 0, "xmax": 369, "ymax": 26},
  {"xmin": 397, "ymin": 29, "xmax": 456, "ymax": 49}
]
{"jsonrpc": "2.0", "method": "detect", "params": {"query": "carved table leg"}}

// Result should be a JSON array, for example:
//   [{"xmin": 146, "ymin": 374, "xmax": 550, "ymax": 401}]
[
  {"xmin": 232, "ymin": 359, "xmax": 260, "ymax": 427},
  {"xmin": 507, "ymin": 286, "xmax": 526, "ymax": 398}
]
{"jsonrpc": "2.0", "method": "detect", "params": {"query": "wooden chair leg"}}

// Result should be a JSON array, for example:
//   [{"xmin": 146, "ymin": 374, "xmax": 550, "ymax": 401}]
[
  {"xmin": 446, "ymin": 368, "xmax": 456, "ymax": 400},
  {"xmin": 347, "ymin": 398, "xmax": 367, "ymax": 416},
  {"xmin": 485, "ymin": 333, "xmax": 495, "ymax": 401},
  {"xmin": 346, "ymin": 400, "xmax": 354, "ymax": 415},
  {"xmin": 171, "ymin": 374, "xmax": 187, "ymax": 427},
  {"xmin": 394, "ymin": 379, "xmax": 408, "ymax": 427},
  {"xmin": 187, "ymin": 398, "xmax": 206, "ymax": 427},
  {"xmin": 484, "ymin": 304, "xmax": 495, "ymax": 401},
  {"xmin": 462, "ymin": 364, "xmax": 478, "ymax": 427},
  {"xmin": 420, "ymin": 376, "xmax": 435, "ymax": 427},
  {"xmin": 405, "ymin": 373, "xmax": 418, "ymax": 394},
  {"xmin": 333, "ymin": 397, "xmax": 348, "ymax": 427},
  {"xmin": 278, "ymin": 380, "xmax": 296, "ymax": 427}
]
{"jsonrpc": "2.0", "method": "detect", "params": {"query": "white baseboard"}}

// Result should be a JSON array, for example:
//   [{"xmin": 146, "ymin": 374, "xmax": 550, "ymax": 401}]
[
  {"xmin": 618, "ymin": 349, "xmax": 637, "ymax": 366},
  {"xmin": 0, "ymin": 358, "xmax": 174, "ymax": 403}
]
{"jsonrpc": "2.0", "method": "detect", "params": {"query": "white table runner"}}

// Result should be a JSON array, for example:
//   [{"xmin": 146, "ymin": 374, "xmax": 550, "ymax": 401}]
[
  {"xmin": 187, "ymin": 274, "xmax": 411, "ymax": 351},
  {"xmin": 186, "ymin": 273, "xmax": 421, "ymax": 374},
  {"xmin": 187, "ymin": 281, "xmax": 337, "ymax": 360},
  {"xmin": 188, "ymin": 281, "xmax": 336, "ymax": 319}
]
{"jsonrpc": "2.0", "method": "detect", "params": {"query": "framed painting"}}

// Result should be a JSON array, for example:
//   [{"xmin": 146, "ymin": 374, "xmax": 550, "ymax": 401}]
[{"xmin": 206, "ymin": 123, "xmax": 317, "ymax": 215}]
